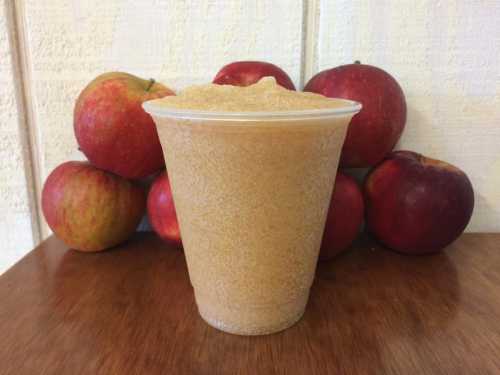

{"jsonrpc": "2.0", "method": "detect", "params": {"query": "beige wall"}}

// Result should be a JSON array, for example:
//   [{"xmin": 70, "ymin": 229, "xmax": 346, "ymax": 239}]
[
  {"xmin": 1, "ymin": 0, "xmax": 499, "ymax": 272},
  {"xmin": 314, "ymin": 0, "xmax": 500, "ymax": 233},
  {"xmin": 0, "ymin": 0, "xmax": 38, "ymax": 274}
]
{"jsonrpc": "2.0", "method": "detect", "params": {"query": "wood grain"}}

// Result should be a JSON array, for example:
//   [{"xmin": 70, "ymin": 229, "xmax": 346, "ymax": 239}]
[{"xmin": 1, "ymin": 233, "xmax": 499, "ymax": 374}]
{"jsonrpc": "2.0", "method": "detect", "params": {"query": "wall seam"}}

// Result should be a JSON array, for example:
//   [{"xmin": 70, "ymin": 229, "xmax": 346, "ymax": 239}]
[
  {"xmin": 300, "ymin": 0, "xmax": 320, "ymax": 89},
  {"xmin": 9, "ymin": 0, "xmax": 46, "ymax": 242}
]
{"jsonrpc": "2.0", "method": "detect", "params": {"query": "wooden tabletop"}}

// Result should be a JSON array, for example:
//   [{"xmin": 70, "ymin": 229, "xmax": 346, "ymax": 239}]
[{"xmin": 1, "ymin": 233, "xmax": 499, "ymax": 374}]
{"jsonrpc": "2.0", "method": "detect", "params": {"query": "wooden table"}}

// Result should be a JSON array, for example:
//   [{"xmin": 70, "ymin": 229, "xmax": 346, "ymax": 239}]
[{"xmin": 1, "ymin": 233, "xmax": 499, "ymax": 374}]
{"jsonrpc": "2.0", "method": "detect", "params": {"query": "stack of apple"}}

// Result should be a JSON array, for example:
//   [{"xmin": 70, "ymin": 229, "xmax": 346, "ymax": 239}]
[
  {"xmin": 213, "ymin": 61, "xmax": 474, "ymax": 257},
  {"xmin": 42, "ymin": 72, "xmax": 182, "ymax": 251},
  {"xmin": 43, "ymin": 60, "xmax": 473, "ymax": 257}
]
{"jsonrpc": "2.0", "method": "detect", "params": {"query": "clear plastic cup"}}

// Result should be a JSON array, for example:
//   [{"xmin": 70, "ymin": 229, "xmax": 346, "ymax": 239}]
[{"xmin": 143, "ymin": 101, "xmax": 361, "ymax": 335}]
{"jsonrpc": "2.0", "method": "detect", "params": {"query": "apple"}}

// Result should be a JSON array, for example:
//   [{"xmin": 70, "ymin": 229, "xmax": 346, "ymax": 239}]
[
  {"xmin": 304, "ymin": 62, "xmax": 406, "ymax": 168},
  {"xmin": 364, "ymin": 151, "xmax": 474, "ymax": 254},
  {"xmin": 147, "ymin": 171, "xmax": 182, "ymax": 247},
  {"xmin": 74, "ymin": 72, "xmax": 175, "ymax": 179},
  {"xmin": 213, "ymin": 61, "xmax": 296, "ymax": 90},
  {"xmin": 42, "ymin": 161, "xmax": 146, "ymax": 252},
  {"xmin": 319, "ymin": 172, "xmax": 364, "ymax": 260}
]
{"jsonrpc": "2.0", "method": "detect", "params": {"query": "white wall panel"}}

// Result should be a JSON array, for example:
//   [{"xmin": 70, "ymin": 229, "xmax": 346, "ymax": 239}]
[
  {"xmin": 0, "ymin": 0, "xmax": 37, "ymax": 273},
  {"xmin": 316, "ymin": 0, "xmax": 500, "ymax": 231},
  {"xmin": 21, "ymin": 0, "xmax": 305, "ymax": 236}
]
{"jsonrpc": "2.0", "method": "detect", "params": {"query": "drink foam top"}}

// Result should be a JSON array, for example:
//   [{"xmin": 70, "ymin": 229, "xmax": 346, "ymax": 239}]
[{"xmin": 149, "ymin": 77, "xmax": 346, "ymax": 112}]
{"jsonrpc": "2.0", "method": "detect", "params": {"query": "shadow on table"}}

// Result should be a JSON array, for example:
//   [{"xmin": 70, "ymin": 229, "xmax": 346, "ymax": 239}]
[
  {"xmin": 47, "ymin": 234, "xmax": 192, "ymax": 373},
  {"xmin": 309, "ymin": 237, "xmax": 461, "ymax": 373},
  {"xmin": 45, "ymin": 233, "xmax": 461, "ymax": 374}
]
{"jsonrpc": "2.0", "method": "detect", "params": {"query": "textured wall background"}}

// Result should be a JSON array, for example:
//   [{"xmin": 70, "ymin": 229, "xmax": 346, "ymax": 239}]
[
  {"xmin": 1, "ymin": 0, "xmax": 499, "ymax": 272},
  {"xmin": 0, "ymin": 0, "xmax": 37, "ymax": 274},
  {"xmin": 21, "ymin": 0, "xmax": 304, "ymax": 238},
  {"xmin": 315, "ymin": 0, "xmax": 500, "ymax": 233}
]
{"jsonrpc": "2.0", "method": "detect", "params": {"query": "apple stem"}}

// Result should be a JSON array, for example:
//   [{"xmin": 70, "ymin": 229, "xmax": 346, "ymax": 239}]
[
  {"xmin": 354, "ymin": 60, "xmax": 361, "ymax": 64},
  {"xmin": 146, "ymin": 78, "xmax": 155, "ymax": 92}
]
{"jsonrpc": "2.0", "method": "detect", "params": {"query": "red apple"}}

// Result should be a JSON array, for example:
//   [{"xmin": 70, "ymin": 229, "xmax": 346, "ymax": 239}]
[
  {"xmin": 42, "ymin": 161, "xmax": 146, "ymax": 252},
  {"xmin": 213, "ymin": 61, "xmax": 296, "ymax": 90},
  {"xmin": 364, "ymin": 151, "xmax": 474, "ymax": 254},
  {"xmin": 304, "ymin": 62, "xmax": 406, "ymax": 168},
  {"xmin": 147, "ymin": 171, "xmax": 182, "ymax": 247},
  {"xmin": 319, "ymin": 172, "xmax": 364, "ymax": 260},
  {"xmin": 74, "ymin": 72, "xmax": 175, "ymax": 179}
]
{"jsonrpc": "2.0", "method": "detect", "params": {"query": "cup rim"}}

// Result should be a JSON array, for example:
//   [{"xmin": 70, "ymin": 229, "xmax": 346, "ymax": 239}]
[{"xmin": 142, "ymin": 98, "xmax": 362, "ymax": 122}]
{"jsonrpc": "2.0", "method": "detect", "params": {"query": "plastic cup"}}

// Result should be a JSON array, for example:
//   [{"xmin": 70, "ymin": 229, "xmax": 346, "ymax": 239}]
[{"xmin": 143, "ymin": 101, "xmax": 361, "ymax": 335}]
